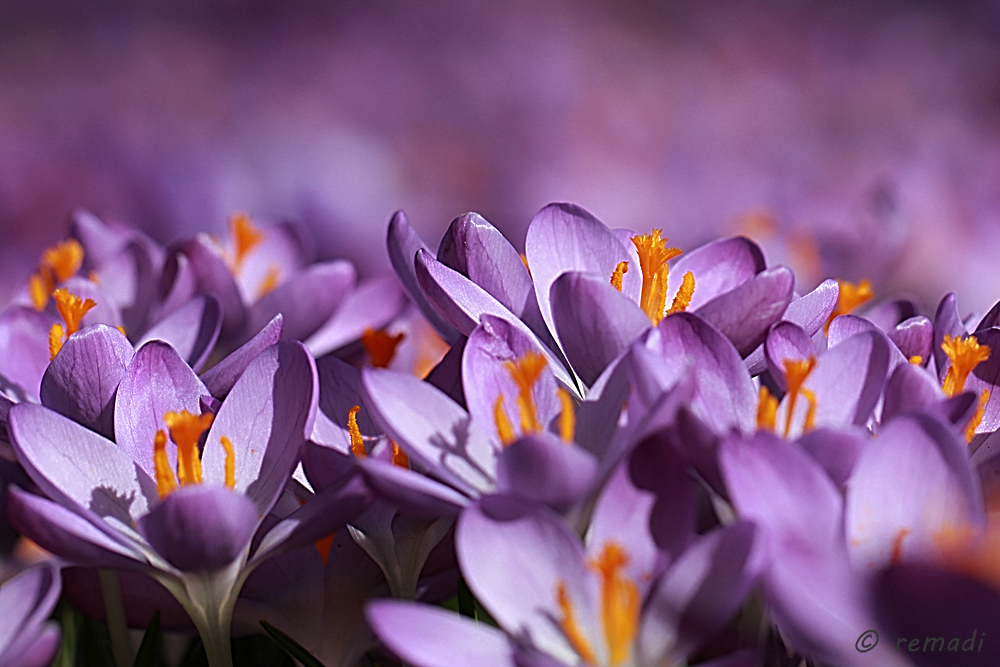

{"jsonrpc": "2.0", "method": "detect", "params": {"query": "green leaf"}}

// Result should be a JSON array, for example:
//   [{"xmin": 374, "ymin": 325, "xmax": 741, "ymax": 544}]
[
  {"xmin": 132, "ymin": 611, "xmax": 161, "ymax": 667},
  {"xmin": 259, "ymin": 619, "xmax": 327, "ymax": 667},
  {"xmin": 52, "ymin": 602, "xmax": 79, "ymax": 667}
]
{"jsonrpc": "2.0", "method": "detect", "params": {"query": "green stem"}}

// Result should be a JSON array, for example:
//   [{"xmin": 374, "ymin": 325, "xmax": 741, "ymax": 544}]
[{"xmin": 99, "ymin": 569, "xmax": 132, "ymax": 667}]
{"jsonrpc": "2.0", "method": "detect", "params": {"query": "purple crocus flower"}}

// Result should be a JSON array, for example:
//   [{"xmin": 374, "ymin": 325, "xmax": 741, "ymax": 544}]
[
  {"xmin": 0, "ymin": 561, "xmax": 62, "ymax": 667},
  {"xmin": 5, "ymin": 341, "xmax": 370, "ymax": 666}
]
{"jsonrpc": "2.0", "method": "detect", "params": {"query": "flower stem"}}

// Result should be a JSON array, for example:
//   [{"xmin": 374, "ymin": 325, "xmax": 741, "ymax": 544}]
[{"xmin": 99, "ymin": 568, "xmax": 132, "ymax": 667}]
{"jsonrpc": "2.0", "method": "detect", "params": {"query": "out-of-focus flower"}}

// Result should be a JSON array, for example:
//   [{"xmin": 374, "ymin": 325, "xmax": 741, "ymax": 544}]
[{"xmin": 0, "ymin": 561, "xmax": 62, "ymax": 667}]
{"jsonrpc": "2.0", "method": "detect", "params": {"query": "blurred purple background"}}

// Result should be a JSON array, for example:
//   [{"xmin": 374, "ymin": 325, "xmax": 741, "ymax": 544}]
[{"xmin": 2, "ymin": 0, "xmax": 1000, "ymax": 315}]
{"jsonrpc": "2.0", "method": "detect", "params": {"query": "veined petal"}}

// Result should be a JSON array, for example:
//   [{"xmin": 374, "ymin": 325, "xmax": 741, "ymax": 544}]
[
  {"xmin": 247, "ymin": 259, "xmax": 355, "ymax": 344},
  {"xmin": 495, "ymin": 434, "xmax": 597, "ymax": 514},
  {"xmin": 695, "ymin": 265, "xmax": 794, "ymax": 356},
  {"xmin": 666, "ymin": 237, "xmax": 766, "ymax": 310},
  {"xmin": 136, "ymin": 295, "xmax": 221, "ymax": 372},
  {"xmin": 304, "ymin": 276, "xmax": 409, "ymax": 358},
  {"xmin": 200, "ymin": 314, "xmax": 283, "ymax": 399}
]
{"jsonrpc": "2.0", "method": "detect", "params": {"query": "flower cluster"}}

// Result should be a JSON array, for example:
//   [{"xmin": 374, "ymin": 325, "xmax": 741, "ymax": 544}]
[{"xmin": 0, "ymin": 204, "xmax": 996, "ymax": 667}]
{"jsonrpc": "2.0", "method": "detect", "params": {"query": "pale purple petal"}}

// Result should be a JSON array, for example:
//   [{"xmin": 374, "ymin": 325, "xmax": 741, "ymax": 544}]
[
  {"xmin": 114, "ymin": 341, "xmax": 210, "ymax": 480},
  {"xmin": 70, "ymin": 209, "xmax": 132, "ymax": 266},
  {"xmin": 356, "ymin": 456, "xmax": 468, "ymax": 518},
  {"xmin": 202, "ymin": 341, "xmax": 317, "ymax": 517},
  {"xmin": 806, "ymin": 330, "xmax": 891, "ymax": 431},
  {"xmin": 863, "ymin": 298, "xmax": 920, "ymax": 332},
  {"xmin": 424, "ymin": 336, "xmax": 467, "ymax": 408},
  {"xmin": 0, "ymin": 306, "xmax": 53, "ymax": 401},
  {"xmin": 304, "ymin": 275, "xmax": 409, "ymax": 357},
  {"xmin": 695, "ymin": 265, "xmax": 794, "ymax": 356},
  {"xmin": 881, "ymin": 362, "xmax": 945, "ymax": 423},
  {"xmin": 957, "ymin": 327, "xmax": 1000, "ymax": 435},
  {"xmin": 247, "ymin": 260, "xmax": 355, "ymax": 344},
  {"xmin": 764, "ymin": 321, "xmax": 815, "ymax": 391},
  {"xmin": 667, "ymin": 237, "xmax": 766, "ymax": 310},
  {"xmin": 495, "ymin": 435, "xmax": 597, "ymax": 514},
  {"xmin": 887, "ymin": 315, "xmax": 933, "ymax": 363},
  {"xmin": 40, "ymin": 325, "xmax": 133, "ymax": 439},
  {"xmin": 236, "ymin": 221, "xmax": 309, "ymax": 302},
  {"xmin": 796, "ymin": 427, "xmax": 866, "ymax": 488},
  {"xmin": 139, "ymin": 485, "xmax": 258, "ymax": 572},
  {"xmin": 136, "ymin": 295, "xmax": 221, "ymax": 372},
  {"xmin": 175, "ymin": 237, "xmax": 247, "ymax": 340},
  {"xmin": 550, "ymin": 272, "xmax": 649, "ymax": 387},
  {"xmin": 743, "ymin": 278, "xmax": 838, "ymax": 375},
  {"xmin": 367, "ymin": 600, "xmax": 516, "ymax": 667},
  {"xmin": 362, "ymin": 368, "xmax": 498, "ymax": 496},
  {"xmin": 625, "ymin": 437, "xmax": 696, "ymax": 565},
  {"xmin": 309, "ymin": 355, "xmax": 376, "ymax": 452},
  {"xmin": 200, "ymin": 314, "xmax": 283, "ymax": 399}
]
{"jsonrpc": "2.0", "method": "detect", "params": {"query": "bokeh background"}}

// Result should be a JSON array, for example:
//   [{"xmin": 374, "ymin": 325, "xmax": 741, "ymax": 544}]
[{"xmin": 2, "ymin": 0, "xmax": 1000, "ymax": 315}]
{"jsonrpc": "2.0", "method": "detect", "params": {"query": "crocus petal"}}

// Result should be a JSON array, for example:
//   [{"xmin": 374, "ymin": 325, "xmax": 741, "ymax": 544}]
[
  {"xmin": 40, "ymin": 325, "xmax": 133, "ymax": 439},
  {"xmin": 139, "ymin": 485, "xmax": 259, "ymax": 572},
  {"xmin": 367, "ymin": 600, "xmax": 516, "ymax": 667},
  {"xmin": 0, "ymin": 562, "xmax": 62, "ymax": 667},
  {"xmin": 136, "ymin": 295, "xmax": 221, "ymax": 372},
  {"xmin": 625, "ymin": 436, "xmax": 696, "ymax": 564},
  {"xmin": 156, "ymin": 251, "xmax": 199, "ymax": 321},
  {"xmin": 62, "ymin": 566, "xmax": 192, "ymax": 630},
  {"xmin": 362, "ymin": 368, "xmax": 498, "ymax": 497},
  {"xmin": 640, "ymin": 522, "xmax": 764, "ymax": 664},
  {"xmin": 424, "ymin": 336, "xmax": 467, "ymax": 408},
  {"xmin": 524, "ymin": 203, "xmax": 632, "ymax": 354},
  {"xmin": 695, "ymin": 265, "xmax": 794, "ymax": 356},
  {"xmin": 845, "ymin": 414, "xmax": 983, "ymax": 569},
  {"xmin": 11, "ymin": 403, "xmax": 157, "ymax": 525},
  {"xmin": 437, "ymin": 212, "xmax": 552, "ymax": 347},
  {"xmin": 175, "ymin": 237, "xmax": 247, "ymax": 340},
  {"xmin": 495, "ymin": 434, "xmax": 597, "ymax": 514},
  {"xmin": 667, "ymin": 236, "xmax": 766, "ymax": 309},
  {"xmin": 550, "ymin": 272, "xmax": 649, "ymax": 387},
  {"xmin": 356, "ymin": 456, "xmax": 469, "ymax": 519},
  {"xmin": 457, "ymin": 496, "xmax": 589, "ymax": 663},
  {"xmin": 796, "ymin": 427, "xmax": 866, "ymax": 488},
  {"xmin": 200, "ymin": 314, "xmax": 283, "ymax": 399},
  {"xmin": 888, "ymin": 315, "xmax": 933, "ymax": 363},
  {"xmin": 247, "ymin": 260, "xmax": 355, "ymax": 344},
  {"xmin": 764, "ymin": 321, "xmax": 816, "ymax": 392},
  {"xmin": 881, "ymin": 362, "xmax": 946, "ymax": 424},
  {"xmin": 863, "ymin": 298, "xmax": 919, "ymax": 332},
  {"xmin": 97, "ymin": 236, "xmax": 163, "ymax": 337},
  {"xmin": 828, "ymin": 316, "xmax": 908, "ymax": 378},
  {"xmin": 463, "ymin": 315, "xmax": 563, "ymax": 444},
  {"xmin": 304, "ymin": 275, "xmax": 409, "ymax": 358},
  {"xmin": 744, "ymin": 278, "xmax": 838, "ymax": 375},
  {"xmin": 309, "ymin": 355, "xmax": 377, "ymax": 452},
  {"xmin": 70, "ymin": 209, "xmax": 132, "ymax": 266},
  {"xmin": 386, "ymin": 210, "xmax": 462, "ymax": 344},
  {"xmin": 0, "ymin": 306, "xmax": 53, "ymax": 401},
  {"xmin": 804, "ymin": 330, "xmax": 891, "ymax": 431},
  {"xmin": 2, "ymin": 622, "xmax": 61, "ymax": 667},
  {"xmin": 202, "ymin": 341, "xmax": 317, "ymax": 517},
  {"xmin": 114, "ymin": 341, "xmax": 210, "ymax": 481},
  {"xmin": 235, "ymin": 221, "xmax": 308, "ymax": 302}
]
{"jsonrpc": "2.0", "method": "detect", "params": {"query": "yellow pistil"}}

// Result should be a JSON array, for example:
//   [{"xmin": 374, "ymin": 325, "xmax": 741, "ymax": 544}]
[
  {"xmin": 589, "ymin": 542, "xmax": 640, "ymax": 667},
  {"xmin": 163, "ymin": 410, "xmax": 214, "ymax": 486},
  {"xmin": 47, "ymin": 288, "xmax": 97, "ymax": 359},
  {"xmin": 666, "ymin": 271, "xmax": 695, "ymax": 315},
  {"xmin": 782, "ymin": 357, "xmax": 817, "ymax": 438},
  {"xmin": 347, "ymin": 406, "xmax": 366, "ymax": 458},
  {"xmin": 556, "ymin": 582, "xmax": 598, "ymax": 667},
  {"xmin": 557, "ymin": 388, "xmax": 576, "ymax": 444},
  {"xmin": 227, "ymin": 212, "xmax": 264, "ymax": 274},
  {"xmin": 29, "ymin": 239, "xmax": 84, "ymax": 310},
  {"xmin": 505, "ymin": 351, "xmax": 548, "ymax": 435},
  {"xmin": 153, "ymin": 430, "xmax": 178, "ymax": 499},
  {"xmin": 256, "ymin": 264, "xmax": 281, "ymax": 299},
  {"xmin": 361, "ymin": 328, "xmax": 406, "ymax": 369},
  {"xmin": 966, "ymin": 389, "xmax": 990, "ymax": 444},
  {"xmin": 630, "ymin": 230, "xmax": 683, "ymax": 326},
  {"xmin": 390, "ymin": 440, "xmax": 409, "ymax": 468},
  {"xmin": 609, "ymin": 261, "xmax": 628, "ymax": 292},
  {"xmin": 220, "ymin": 436, "xmax": 237, "ymax": 489},
  {"xmin": 941, "ymin": 334, "xmax": 991, "ymax": 397},
  {"xmin": 756, "ymin": 385, "xmax": 778, "ymax": 432}
]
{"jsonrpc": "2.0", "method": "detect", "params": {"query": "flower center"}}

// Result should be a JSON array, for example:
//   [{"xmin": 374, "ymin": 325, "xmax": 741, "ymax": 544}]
[
  {"xmin": 825, "ymin": 279, "xmax": 874, "ymax": 331},
  {"xmin": 227, "ymin": 212, "xmax": 264, "ymax": 275},
  {"xmin": 48, "ymin": 288, "xmax": 97, "ymax": 360},
  {"xmin": 361, "ymin": 328, "xmax": 406, "ymax": 368},
  {"xmin": 941, "ymin": 334, "xmax": 992, "ymax": 443},
  {"xmin": 757, "ymin": 357, "xmax": 818, "ymax": 438},
  {"xmin": 492, "ymin": 351, "xmax": 575, "ymax": 446},
  {"xmin": 608, "ymin": 230, "xmax": 694, "ymax": 324},
  {"xmin": 556, "ymin": 542, "xmax": 640, "ymax": 667},
  {"xmin": 29, "ymin": 239, "xmax": 84, "ymax": 311},
  {"xmin": 153, "ymin": 410, "xmax": 234, "ymax": 499}
]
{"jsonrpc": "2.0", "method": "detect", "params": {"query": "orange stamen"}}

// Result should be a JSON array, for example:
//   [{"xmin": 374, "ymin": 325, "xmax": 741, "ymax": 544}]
[
  {"xmin": 966, "ymin": 389, "xmax": 990, "ymax": 444},
  {"xmin": 390, "ymin": 440, "xmax": 409, "ymax": 468},
  {"xmin": 557, "ymin": 387, "xmax": 575, "ymax": 444},
  {"xmin": 666, "ymin": 270, "xmax": 695, "ymax": 315},
  {"xmin": 220, "ymin": 436, "xmax": 237, "ymax": 489},
  {"xmin": 153, "ymin": 430, "xmax": 178, "ymax": 499},
  {"xmin": 494, "ymin": 395, "xmax": 517, "ymax": 447},
  {"xmin": 609, "ymin": 261, "xmax": 628, "ymax": 292},
  {"xmin": 52, "ymin": 288, "xmax": 96, "ymax": 337},
  {"xmin": 589, "ymin": 542, "xmax": 640, "ymax": 666},
  {"xmin": 361, "ymin": 328, "xmax": 406, "ymax": 369},
  {"xmin": 348, "ymin": 406, "xmax": 366, "ymax": 458},
  {"xmin": 505, "ymin": 351, "xmax": 548, "ymax": 435},
  {"xmin": 941, "ymin": 334, "xmax": 991, "ymax": 397},
  {"xmin": 630, "ymin": 230, "xmax": 683, "ymax": 325},
  {"xmin": 756, "ymin": 385, "xmax": 778, "ymax": 432},
  {"xmin": 256, "ymin": 264, "xmax": 281, "ymax": 299},
  {"xmin": 826, "ymin": 279, "xmax": 874, "ymax": 331},
  {"xmin": 556, "ymin": 581, "xmax": 598, "ymax": 666},
  {"xmin": 782, "ymin": 357, "xmax": 817, "ymax": 438},
  {"xmin": 48, "ymin": 323, "xmax": 65, "ymax": 361},
  {"xmin": 228, "ymin": 212, "xmax": 264, "ymax": 274},
  {"xmin": 315, "ymin": 533, "xmax": 336, "ymax": 564}
]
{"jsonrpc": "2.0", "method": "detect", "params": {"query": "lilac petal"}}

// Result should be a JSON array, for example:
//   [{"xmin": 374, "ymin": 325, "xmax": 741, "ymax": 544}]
[
  {"xmin": 386, "ymin": 210, "xmax": 462, "ymax": 344},
  {"xmin": 640, "ymin": 522, "xmax": 764, "ymax": 664},
  {"xmin": 463, "ymin": 315, "xmax": 563, "ymax": 445},
  {"xmin": 882, "ymin": 362, "xmax": 945, "ymax": 423},
  {"xmin": 932, "ymin": 292, "xmax": 968, "ymax": 378},
  {"xmin": 236, "ymin": 221, "xmax": 309, "ymax": 301},
  {"xmin": 875, "ymin": 563, "xmax": 1000, "ymax": 667},
  {"xmin": 888, "ymin": 316, "xmax": 933, "ymax": 363},
  {"xmin": 200, "ymin": 314, "xmax": 283, "ymax": 398},
  {"xmin": 743, "ymin": 279, "xmax": 838, "ymax": 375},
  {"xmin": 175, "ymin": 237, "xmax": 247, "ymax": 339},
  {"xmin": 70, "ymin": 209, "xmax": 132, "ymax": 266},
  {"xmin": 3, "ymin": 622, "xmax": 61, "ymax": 667},
  {"xmin": 304, "ymin": 275, "xmax": 409, "ymax": 357},
  {"xmin": 100, "ymin": 236, "xmax": 164, "ymax": 336},
  {"xmin": 7, "ymin": 487, "xmax": 146, "ymax": 569},
  {"xmin": 356, "ymin": 456, "xmax": 468, "ymax": 518},
  {"xmin": 0, "ymin": 562, "xmax": 60, "ymax": 655},
  {"xmin": 247, "ymin": 260, "xmax": 355, "ymax": 344},
  {"xmin": 550, "ymin": 272, "xmax": 649, "ymax": 387},
  {"xmin": 11, "ymin": 403, "xmax": 157, "ymax": 524},
  {"xmin": 625, "ymin": 436, "xmax": 696, "ymax": 564},
  {"xmin": 796, "ymin": 427, "xmax": 866, "ymax": 488},
  {"xmin": 63, "ymin": 566, "xmax": 192, "ymax": 630},
  {"xmin": 40, "ymin": 325, "xmax": 133, "ymax": 439},
  {"xmin": 424, "ymin": 336, "xmax": 467, "ymax": 408},
  {"xmin": 495, "ymin": 435, "xmax": 597, "ymax": 514},
  {"xmin": 114, "ymin": 341, "xmax": 210, "ymax": 481},
  {"xmin": 667, "ymin": 236, "xmax": 766, "ymax": 310},
  {"xmin": 695, "ymin": 265, "xmax": 794, "ymax": 356},
  {"xmin": 574, "ymin": 351, "xmax": 631, "ymax": 458},
  {"xmin": 202, "ymin": 341, "xmax": 317, "ymax": 517},
  {"xmin": 863, "ymin": 298, "xmax": 920, "ymax": 332},
  {"xmin": 301, "ymin": 440, "xmax": 357, "ymax": 491},
  {"xmin": 235, "ymin": 544, "xmax": 324, "ymax": 644},
  {"xmin": 764, "ymin": 321, "xmax": 815, "ymax": 392},
  {"xmin": 155, "ymin": 250, "xmax": 199, "ymax": 321},
  {"xmin": 846, "ymin": 414, "xmax": 982, "ymax": 569},
  {"xmin": 807, "ymin": 330, "xmax": 891, "ymax": 430},
  {"xmin": 524, "ymin": 203, "xmax": 632, "ymax": 354},
  {"xmin": 136, "ymin": 295, "xmax": 221, "ymax": 372},
  {"xmin": 457, "ymin": 496, "xmax": 588, "ymax": 662},
  {"xmin": 0, "ymin": 306, "xmax": 53, "ymax": 401},
  {"xmin": 309, "ymin": 355, "xmax": 376, "ymax": 452},
  {"xmin": 367, "ymin": 600, "xmax": 516, "ymax": 667},
  {"xmin": 140, "ymin": 485, "xmax": 258, "ymax": 572},
  {"xmin": 251, "ymin": 473, "xmax": 371, "ymax": 562},
  {"xmin": 362, "ymin": 367, "xmax": 498, "ymax": 496},
  {"xmin": 438, "ymin": 212, "xmax": 552, "ymax": 347}
]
